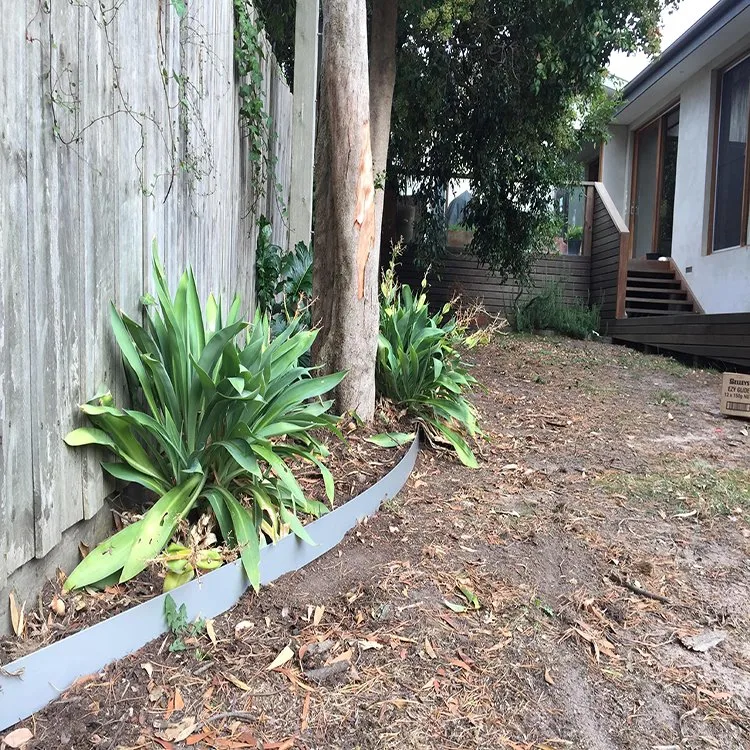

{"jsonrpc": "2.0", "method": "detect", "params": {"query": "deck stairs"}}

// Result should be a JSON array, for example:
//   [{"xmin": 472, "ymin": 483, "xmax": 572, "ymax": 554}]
[{"xmin": 625, "ymin": 259, "xmax": 701, "ymax": 318}]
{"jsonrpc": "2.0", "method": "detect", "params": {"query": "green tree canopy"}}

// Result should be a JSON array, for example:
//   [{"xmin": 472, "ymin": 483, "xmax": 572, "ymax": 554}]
[
  {"xmin": 390, "ymin": 0, "xmax": 671, "ymax": 279},
  {"xmin": 255, "ymin": 0, "xmax": 673, "ymax": 280}
]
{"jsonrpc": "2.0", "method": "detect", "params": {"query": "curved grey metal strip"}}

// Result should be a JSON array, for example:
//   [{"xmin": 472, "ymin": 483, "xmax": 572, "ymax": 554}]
[{"xmin": 0, "ymin": 437, "xmax": 419, "ymax": 730}]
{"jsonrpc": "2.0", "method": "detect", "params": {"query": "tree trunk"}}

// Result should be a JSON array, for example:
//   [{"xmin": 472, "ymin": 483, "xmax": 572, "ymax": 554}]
[
  {"xmin": 369, "ymin": 0, "xmax": 398, "ymax": 257},
  {"xmin": 312, "ymin": 0, "xmax": 378, "ymax": 420}
]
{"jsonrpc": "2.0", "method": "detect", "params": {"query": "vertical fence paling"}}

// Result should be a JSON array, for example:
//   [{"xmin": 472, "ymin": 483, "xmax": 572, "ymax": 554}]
[{"xmin": 0, "ymin": 0, "xmax": 292, "ymax": 589}]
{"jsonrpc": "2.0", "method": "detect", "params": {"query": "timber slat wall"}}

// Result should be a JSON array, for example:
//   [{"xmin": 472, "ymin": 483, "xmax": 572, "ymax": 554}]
[
  {"xmin": 609, "ymin": 314, "xmax": 750, "ymax": 369},
  {"xmin": 589, "ymin": 191, "xmax": 621, "ymax": 323},
  {"xmin": 0, "ymin": 1, "xmax": 292, "ymax": 588},
  {"xmin": 399, "ymin": 250, "xmax": 591, "ymax": 314}
]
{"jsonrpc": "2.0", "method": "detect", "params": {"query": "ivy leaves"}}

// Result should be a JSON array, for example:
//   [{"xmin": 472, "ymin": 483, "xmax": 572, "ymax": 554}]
[
  {"xmin": 233, "ymin": 1, "xmax": 275, "ymax": 202},
  {"xmin": 170, "ymin": 0, "xmax": 187, "ymax": 19}
]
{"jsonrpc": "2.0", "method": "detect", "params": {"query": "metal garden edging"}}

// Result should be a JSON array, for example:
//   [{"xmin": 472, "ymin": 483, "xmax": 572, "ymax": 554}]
[{"xmin": 0, "ymin": 437, "xmax": 419, "ymax": 731}]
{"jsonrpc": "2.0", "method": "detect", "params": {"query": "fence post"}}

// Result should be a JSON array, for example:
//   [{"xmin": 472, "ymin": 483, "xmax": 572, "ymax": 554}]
[
  {"xmin": 582, "ymin": 185, "xmax": 594, "ymax": 256},
  {"xmin": 288, "ymin": 0, "xmax": 320, "ymax": 250}
]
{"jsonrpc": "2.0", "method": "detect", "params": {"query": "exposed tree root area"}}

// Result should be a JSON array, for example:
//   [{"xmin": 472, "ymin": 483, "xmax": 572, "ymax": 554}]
[{"xmin": 10, "ymin": 335, "xmax": 750, "ymax": 749}]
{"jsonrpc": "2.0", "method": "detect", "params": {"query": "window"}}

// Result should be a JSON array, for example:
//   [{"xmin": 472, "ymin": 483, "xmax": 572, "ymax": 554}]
[
  {"xmin": 630, "ymin": 106, "xmax": 680, "ymax": 258},
  {"xmin": 712, "ymin": 55, "xmax": 750, "ymax": 252}
]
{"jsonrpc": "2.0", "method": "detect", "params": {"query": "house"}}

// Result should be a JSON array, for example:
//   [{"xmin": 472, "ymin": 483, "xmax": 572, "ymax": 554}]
[
  {"xmin": 599, "ymin": 0, "xmax": 750, "ymax": 315},
  {"xmin": 585, "ymin": 0, "xmax": 750, "ymax": 367},
  {"xmin": 390, "ymin": 1, "xmax": 750, "ymax": 368}
]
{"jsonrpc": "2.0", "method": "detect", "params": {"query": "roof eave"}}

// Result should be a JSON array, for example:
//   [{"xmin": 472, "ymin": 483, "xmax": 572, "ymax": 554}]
[{"xmin": 615, "ymin": 0, "xmax": 750, "ymax": 116}]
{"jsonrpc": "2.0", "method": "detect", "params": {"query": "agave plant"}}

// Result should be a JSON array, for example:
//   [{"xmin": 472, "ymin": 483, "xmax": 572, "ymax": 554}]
[
  {"xmin": 64, "ymin": 245, "xmax": 344, "ymax": 592},
  {"xmin": 376, "ymin": 258, "xmax": 479, "ymax": 468}
]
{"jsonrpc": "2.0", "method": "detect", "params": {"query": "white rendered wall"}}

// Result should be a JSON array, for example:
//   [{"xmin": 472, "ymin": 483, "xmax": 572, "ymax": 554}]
[{"xmin": 671, "ymin": 64, "xmax": 750, "ymax": 313}]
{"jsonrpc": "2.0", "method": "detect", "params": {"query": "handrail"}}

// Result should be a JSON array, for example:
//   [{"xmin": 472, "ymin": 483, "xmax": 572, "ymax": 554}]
[{"xmin": 581, "ymin": 181, "xmax": 630, "ymax": 318}]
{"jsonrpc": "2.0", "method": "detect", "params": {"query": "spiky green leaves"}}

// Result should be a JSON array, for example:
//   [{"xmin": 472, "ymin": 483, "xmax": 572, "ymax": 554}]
[
  {"xmin": 64, "ymin": 245, "xmax": 345, "ymax": 592},
  {"xmin": 376, "ymin": 269, "xmax": 479, "ymax": 467}
]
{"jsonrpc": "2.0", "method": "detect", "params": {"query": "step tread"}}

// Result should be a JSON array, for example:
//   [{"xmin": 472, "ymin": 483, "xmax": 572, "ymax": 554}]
[
  {"xmin": 627, "ymin": 270, "xmax": 676, "ymax": 278},
  {"xmin": 626, "ymin": 307, "xmax": 697, "ymax": 316},
  {"xmin": 624, "ymin": 296, "xmax": 693, "ymax": 306},
  {"xmin": 625, "ymin": 280, "xmax": 682, "ymax": 289},
  {"xmin": 625, "ymin": 286, "xmax": 687, "ymax": 296},
  {"xmin": 628, "ymin": 259, "xmax": 673, "ymax": 270}
]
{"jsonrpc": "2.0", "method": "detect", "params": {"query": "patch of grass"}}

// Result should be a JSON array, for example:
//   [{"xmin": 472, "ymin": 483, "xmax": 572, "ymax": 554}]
[
  {"xmin": 382, "ymin": 496, "xmax": 406, "ymax": 514},
  {"xmin": 596, "ymin": 461, "xmax": 750, "ymax": 518},
  {"xmin": 654, "ymin": 389, "xmax": 688, "ymax": 407},
  {"xmin": 615, "ymin": 351, "xmax": 691, "ymax": 377},
  {"xmin": 513, "ymin": 282, "xmax": 600, "ymax": 340},
  {"xmin": 616, "ymin": 349, "xmax": 719, "ymax": 378},
  {"xmin": 574, "ymin": 378, "xmax": 620, "ymax": 397}
]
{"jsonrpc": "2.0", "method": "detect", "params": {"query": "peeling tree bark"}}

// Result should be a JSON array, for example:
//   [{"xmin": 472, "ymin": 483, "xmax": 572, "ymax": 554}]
[
  {"xmin": 369, "ymin": 0, "xmax": 398, "ymax": 256},
  {"xmin": 312, "ymin": 0, "xmax": 378, "ymax": 420}
]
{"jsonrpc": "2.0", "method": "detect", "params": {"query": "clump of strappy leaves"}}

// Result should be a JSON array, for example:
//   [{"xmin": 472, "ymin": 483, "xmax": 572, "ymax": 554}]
[
  {"xmin": 64, "ymin": 245, "xmax": 344, "ymax": 592},
  {"xmin": 376, "ymin": 252, "xmax": 480, "ymax": 467}
]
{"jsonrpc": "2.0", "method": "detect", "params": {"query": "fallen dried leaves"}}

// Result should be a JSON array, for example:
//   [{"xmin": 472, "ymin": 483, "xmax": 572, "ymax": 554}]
[{"xmin": 5, "ymin": 337, "xmax": 749, "ymax": 750}]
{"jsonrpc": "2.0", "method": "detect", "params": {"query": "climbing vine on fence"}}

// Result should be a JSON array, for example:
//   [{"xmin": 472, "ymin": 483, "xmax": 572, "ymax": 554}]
[{"xmin": 233, "ymin": 0, "xmax": 280, "ymax": 206}]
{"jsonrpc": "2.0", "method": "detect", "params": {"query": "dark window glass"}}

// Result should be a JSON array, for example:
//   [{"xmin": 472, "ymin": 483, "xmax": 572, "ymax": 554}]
[
  {"xmin": 714, "ymin": 57, "xmax": 750, "ymax": 251},
  {"xmin": 633, "ymin": 122, "xmax": 659, "ymax": 257},
  {"xmin": 656, "ymin": 108, "xmax": 679, "ymax": 256}
]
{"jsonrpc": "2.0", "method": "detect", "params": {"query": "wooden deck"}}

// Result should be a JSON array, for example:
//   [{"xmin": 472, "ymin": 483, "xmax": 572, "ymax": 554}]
[{"xmin": 608, "ymin": 313, "xmax": 750, "ymax": 370}]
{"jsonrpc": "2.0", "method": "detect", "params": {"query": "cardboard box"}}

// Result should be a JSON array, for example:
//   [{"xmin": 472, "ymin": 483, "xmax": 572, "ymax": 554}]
[{"xmin": 720, "ymin": 373, "xmax": 750, "ymax": 420}]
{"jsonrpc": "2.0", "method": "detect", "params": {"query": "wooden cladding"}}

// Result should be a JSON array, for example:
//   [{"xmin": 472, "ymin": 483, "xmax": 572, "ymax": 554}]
[
  {"xmin": 586, "ymin": 183, "xmax": 630, "ymax": 321},
  {"xmin": 610, "ymin": 313, "xmax": 750, "ymax": 369},
  {"xmin": 397, "ymin": 252, "xmax": 591, "ymax": 315},
  {"xmin": 396, "ymin": 183, "xmax": 628, "ymax": 326}
]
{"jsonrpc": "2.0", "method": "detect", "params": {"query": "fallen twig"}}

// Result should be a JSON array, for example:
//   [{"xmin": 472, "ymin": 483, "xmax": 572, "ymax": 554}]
[
  {"xmin": 199, "ymin": 707, "xmax": 282, "ymax": 729},
  {"xmin": 0, "ymin": 665, "xmax": 25, "ymax": 679},
  {"xmin": 202, "ymin": 710, "xmax": 256, "ymax": 724},
  {"xmin": 609, "ymin": 572, "xmax": 670, "ymax": 604}
]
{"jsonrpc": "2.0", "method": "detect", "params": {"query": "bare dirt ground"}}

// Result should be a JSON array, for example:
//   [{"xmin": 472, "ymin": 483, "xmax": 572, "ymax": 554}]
[{"xmin": 7, "ymin": 334, "xmax": 750, "ymax": 750}]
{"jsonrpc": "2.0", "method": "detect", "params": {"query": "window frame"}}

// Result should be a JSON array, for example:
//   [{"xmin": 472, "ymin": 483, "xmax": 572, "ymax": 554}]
[
  {"xmin": 708, "ymin": 50, "xmax": 750, "ymax": 255},
  {"xmin": 628, "ymin": 101, "xmax": 680, "ymax": 258}
]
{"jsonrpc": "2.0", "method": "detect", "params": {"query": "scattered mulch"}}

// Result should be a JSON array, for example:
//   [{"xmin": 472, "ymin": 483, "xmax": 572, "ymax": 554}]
[
  {"xmin": 6, "ymin": 334, "xmax": 750, "ymax": 750},
  {"xmin": 0, "ymin": 421, "xmax": 408, "ymax": 665}
]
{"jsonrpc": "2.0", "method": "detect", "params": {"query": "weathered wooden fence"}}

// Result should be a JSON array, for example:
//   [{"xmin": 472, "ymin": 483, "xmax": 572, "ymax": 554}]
[
  {"xmin": 0, "ymin": 1, "xmax": 292, "ymax": 591},
  {"xmin": 399, "ymin": 250, "xmax": 591, "ymax": 315}
]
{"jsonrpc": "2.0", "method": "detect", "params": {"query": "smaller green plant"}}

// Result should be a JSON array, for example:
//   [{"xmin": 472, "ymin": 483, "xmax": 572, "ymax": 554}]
[
  {"xmin": 164, "ymin": 594, "xmax": 205, "ymax": 653},
  {"xmin": 514, "ymin": 282, "xmax": 599, "ymax": 340},
  {"xmin": 566, "ymin": 225, "xmax": 583, "ymax": 241},
  {"xmin": 654, "ymin": 389, "xmax": 688, "ymax": 407},
  {"xmin": 162, "ymin": 543, "xmax": 223, "ymax": 592},
  {"xmin": 255, "ymin": 216, "xmax": 283, "ymax": 313},
  {"xmin": 451, "ymin": 300, "xmax": 508, "ymax": 348},
  {"xmin": 255, "ymin": 216, "xmax": 313, "ymax": 334},
  {"xmin": 376, "ymin": 255, "xmax": 480, "ymax": 467}
]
